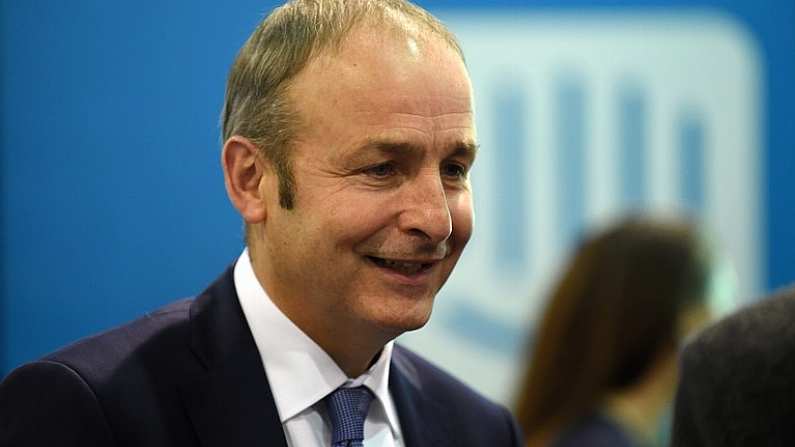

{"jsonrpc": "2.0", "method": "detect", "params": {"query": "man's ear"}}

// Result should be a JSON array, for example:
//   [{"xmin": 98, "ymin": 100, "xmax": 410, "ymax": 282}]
[{"xmin": 222, "ymin": 136, "xmax": 269, "ymax": 224}]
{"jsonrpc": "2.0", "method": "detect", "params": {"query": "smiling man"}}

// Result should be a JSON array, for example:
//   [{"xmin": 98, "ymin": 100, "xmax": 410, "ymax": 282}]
[{"xmin": 0, "ymin": 1, "xmax": 522, "ymax": 446}]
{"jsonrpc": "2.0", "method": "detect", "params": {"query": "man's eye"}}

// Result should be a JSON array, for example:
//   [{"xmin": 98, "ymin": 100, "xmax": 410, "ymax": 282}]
[
  {"xmin": 364, "ymin": 162, "xmax": 397, "ymax": 178},
  {"xmin": 442, "ymin": 163, "xmax": 467, "ymax": 179}
]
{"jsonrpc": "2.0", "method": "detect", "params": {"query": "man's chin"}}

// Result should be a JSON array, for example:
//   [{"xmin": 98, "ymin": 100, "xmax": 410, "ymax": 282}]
[{"xmin": 370, "ymin": 308, "xmax": 433, "ymax": 339}]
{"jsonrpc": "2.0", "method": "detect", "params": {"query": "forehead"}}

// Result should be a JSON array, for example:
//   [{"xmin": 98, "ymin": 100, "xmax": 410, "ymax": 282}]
[{"xmin": 289, "ymin": 24, "xmax": 474, "ymax": 129}]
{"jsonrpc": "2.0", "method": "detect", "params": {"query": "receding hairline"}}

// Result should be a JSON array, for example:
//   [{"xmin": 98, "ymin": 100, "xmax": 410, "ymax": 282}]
[
  {"xmin": 221, "ymin": 1, "xmax": 465, "ymax": 144},
  {"xmin": 286, "ymin": 3, "xmax": 465, "ymax": 74},
  {"xmin": 312, "ymin": 1, "xmax": 459, "ymax": 51}
]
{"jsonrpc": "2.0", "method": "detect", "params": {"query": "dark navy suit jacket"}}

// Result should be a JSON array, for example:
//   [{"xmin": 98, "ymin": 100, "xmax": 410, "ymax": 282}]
[{"xmin": 0, "ymin": 266, "xmax": 522, "ymax": 446}]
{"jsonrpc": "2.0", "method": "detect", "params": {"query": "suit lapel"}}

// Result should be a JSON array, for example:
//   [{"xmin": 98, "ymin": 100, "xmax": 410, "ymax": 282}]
[
  {"xmin": 178, "ymin": 266, "xmax": 287, "ymax": 447},
  {"xmin": 389, "ymin": 348, "xmax": 452, "ymax": 447}
]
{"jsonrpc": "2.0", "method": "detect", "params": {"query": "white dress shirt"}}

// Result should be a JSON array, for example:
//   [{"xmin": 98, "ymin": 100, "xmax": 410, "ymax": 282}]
[{"xmin": 234, "ymin": 249, "xmax": 405, "ymax": 447}]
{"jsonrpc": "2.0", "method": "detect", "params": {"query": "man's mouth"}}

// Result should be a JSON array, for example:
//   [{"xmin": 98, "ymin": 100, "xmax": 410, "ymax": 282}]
[{"xmin": 366, "ymin": 256, "xmax": 434, "ymax": 275}]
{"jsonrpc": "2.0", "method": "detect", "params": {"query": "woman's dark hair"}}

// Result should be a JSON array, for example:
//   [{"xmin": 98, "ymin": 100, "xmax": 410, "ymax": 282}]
[{"xmin": 514, "ymin": 216, "xmax": 711, "ymax": 441}]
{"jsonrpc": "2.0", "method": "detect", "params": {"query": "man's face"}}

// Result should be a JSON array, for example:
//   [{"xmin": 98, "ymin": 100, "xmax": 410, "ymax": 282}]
[{"xmin": 257, "ymin": 25, "xmax": 476, "ymax": 343}]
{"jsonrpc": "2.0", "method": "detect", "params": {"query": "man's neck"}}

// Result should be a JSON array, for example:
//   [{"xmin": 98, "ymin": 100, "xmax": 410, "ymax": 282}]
[{"xmin": 248, "ymin": 245, "xmax": 394, "ymax": 377}]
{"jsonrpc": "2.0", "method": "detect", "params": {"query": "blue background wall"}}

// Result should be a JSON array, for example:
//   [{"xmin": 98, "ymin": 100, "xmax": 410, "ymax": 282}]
[{"xmin": 1, "ymin": 0, "xmax": 793, "ymax": 375}]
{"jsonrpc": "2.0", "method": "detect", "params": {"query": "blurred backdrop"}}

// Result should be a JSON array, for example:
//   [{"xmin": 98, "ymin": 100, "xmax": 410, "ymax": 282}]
[{"xmin": 1, "ymin": 0, "xmax": 793, "ymax": 405}]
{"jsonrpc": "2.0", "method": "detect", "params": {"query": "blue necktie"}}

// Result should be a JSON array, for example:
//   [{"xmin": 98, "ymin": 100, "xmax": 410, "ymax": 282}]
[{"xmin": 325, "ymin": 386, "xmax": 374, "ymax": 447}]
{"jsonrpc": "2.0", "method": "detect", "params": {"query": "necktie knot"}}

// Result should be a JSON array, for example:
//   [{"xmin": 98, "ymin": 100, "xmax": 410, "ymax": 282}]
[{"xmin": 325, "ymin": 386, "xmax": 374, "ymax": 447}]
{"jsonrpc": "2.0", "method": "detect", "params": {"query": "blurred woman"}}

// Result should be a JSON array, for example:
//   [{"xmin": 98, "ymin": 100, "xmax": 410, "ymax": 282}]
[{"xmin": 515, "ymin": 217, "xmax": 713, "ymax": 447}]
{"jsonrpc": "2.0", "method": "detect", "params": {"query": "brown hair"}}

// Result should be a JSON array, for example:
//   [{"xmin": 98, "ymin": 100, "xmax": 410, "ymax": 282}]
[
  {"xmin": 514, "ymin": 216, "xmax": 710, "ymax": 444},
  {"xmin": 221, "ymin": 0, "xmax": 463, "ymax": 209}
]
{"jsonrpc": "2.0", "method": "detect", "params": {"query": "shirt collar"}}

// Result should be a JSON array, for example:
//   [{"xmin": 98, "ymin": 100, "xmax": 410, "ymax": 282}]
[{"xmin": 233, "ymin": 249, "xmax": 401, "ymax": 437}]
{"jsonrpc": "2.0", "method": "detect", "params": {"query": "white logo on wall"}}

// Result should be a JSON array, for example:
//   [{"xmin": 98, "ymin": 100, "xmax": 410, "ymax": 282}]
[{"xmin": 400, "ymin": 11, "xmax": 762, "ymax": 404}]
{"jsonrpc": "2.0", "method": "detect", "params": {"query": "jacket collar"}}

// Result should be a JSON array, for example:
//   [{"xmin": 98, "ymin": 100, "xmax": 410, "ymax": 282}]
[
  {"xmin": 178, "ymin": 265, "xmax": 288, "ymax": 447},
  {"xmin": 389, "ymin": 346, "xmax": 453, "ymax": 447}
]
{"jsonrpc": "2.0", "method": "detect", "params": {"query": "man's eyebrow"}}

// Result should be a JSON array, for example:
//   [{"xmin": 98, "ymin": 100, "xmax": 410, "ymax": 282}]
[
  {"xmin": 452, "ymin": 141, "xmax": 479, "ymax": 160},
  {"xmin": 361, "ymin": 139, "xmax": 479, "ymax": 159},
  {"xmin": 365, "ymin": 140, "xmax": 422, "ymax": 157}
]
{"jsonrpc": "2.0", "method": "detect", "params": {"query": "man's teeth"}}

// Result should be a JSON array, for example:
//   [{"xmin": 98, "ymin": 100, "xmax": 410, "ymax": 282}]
[{"xmin": 374, "ymin": 258, "xmax": 425, "ymax": 274}]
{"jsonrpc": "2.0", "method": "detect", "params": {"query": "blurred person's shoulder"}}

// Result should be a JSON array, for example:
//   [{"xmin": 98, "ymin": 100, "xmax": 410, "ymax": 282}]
[
  {"xmin": 687, "ymin": 285, "xmax": 795, "ymax": 360},
  {"xmin": 675, "ymin": 285, "xmax": 795, "ymax": 445}
]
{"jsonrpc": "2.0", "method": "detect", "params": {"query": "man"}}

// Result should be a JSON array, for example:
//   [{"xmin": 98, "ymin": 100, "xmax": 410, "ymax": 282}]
[
  {"xmin": 0, "ymin": 1, "xmax": 522, "ymax": 446},
  {"xmin": 671, "ymin": 286, "xmax": 795, "ymax": 446}
]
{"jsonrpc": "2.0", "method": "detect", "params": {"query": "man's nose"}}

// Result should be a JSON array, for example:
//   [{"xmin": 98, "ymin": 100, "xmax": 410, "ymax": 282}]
[{"xmin": 397, "ymin": 173, "xmax": 453, "ymax": 244}]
